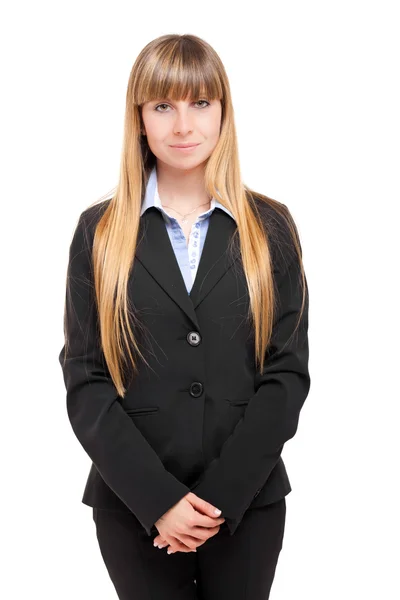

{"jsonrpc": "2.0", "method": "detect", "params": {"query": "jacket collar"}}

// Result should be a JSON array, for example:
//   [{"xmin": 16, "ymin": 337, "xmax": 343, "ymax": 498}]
[{"xmin": 134, "ymin": 205, "xmax": 240, "ymax": 331}]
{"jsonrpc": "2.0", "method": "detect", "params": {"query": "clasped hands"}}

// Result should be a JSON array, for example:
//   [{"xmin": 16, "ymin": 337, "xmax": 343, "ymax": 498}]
[{"xmin": 153, "ymin": 491, "xmax": 225, "ymax": 554}]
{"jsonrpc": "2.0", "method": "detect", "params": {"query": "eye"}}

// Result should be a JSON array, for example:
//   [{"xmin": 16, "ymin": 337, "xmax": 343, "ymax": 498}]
[
  {"xmin": 196, "ymin": 100, "xmax": 210, "ymax": 108},
  {"xmin": 154, "ymin": 100, "xmax": 210, "ymax": 112},
  {"xmin": 154, "ymin": 103, "xmax": 169, "ymax": 112}
]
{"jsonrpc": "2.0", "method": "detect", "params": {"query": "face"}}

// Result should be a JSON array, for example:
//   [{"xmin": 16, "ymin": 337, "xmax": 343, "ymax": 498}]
[{"xmin": 141, "ymin": 93, "xmax": 222, "ymax": 170}]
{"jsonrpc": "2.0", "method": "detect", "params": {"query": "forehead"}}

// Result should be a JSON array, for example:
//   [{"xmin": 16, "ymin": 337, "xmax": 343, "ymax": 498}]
[
  {"xmin": 150, "ymin": 96, "xmax": 208, "ymax": 103},
  {"xmin": 149, "ymin": 89, "xmax": 210, "ymax": 102}
]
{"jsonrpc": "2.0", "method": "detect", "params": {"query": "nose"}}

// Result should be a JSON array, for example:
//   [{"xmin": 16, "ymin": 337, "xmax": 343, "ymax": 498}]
[{"xmin": 173, "ymin": 107, "xmax": 194, "ymax": 136}]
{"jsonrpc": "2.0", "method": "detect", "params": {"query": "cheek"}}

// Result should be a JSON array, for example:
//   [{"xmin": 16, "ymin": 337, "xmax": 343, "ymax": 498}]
[
  {"xmin": 142, "ymin": 113, "xmax": 167, "ymax": 142},
  {"xmin": 146, "ymin": 125, "xmax": 164, "ymax": 143},
  {"xmin": 204, "ymin": 125, "xmax": 221, "ymax": 148},
  {"xmin": 202, "ymin": 114, "xmax": 221, "ymax": 142}
]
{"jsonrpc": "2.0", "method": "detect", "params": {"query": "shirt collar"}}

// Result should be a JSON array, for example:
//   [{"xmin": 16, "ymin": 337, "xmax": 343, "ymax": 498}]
[{"xmin": 140, "ymin": 165, "xmax": 236, "ymax": 222}]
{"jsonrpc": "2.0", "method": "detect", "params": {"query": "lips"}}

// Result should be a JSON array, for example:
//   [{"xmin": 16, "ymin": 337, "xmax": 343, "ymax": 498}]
[{"xmin": 170, "ymin": 143, "xmax": 200, "ymax": 148}]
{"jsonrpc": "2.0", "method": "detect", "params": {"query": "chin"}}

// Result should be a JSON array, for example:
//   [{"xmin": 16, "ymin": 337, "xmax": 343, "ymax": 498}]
[{"xmin": 165, "ymin": 157, "xmax": 207, "ymax": 171}]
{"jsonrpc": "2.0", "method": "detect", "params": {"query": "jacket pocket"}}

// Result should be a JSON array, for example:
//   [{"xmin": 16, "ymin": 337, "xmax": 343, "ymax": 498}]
[
  {"xmin": 225, "ymin": 399, "xmax": 250, "ymax": 407},
  {"xmin": 125, "ymin": 407, "xmax": 160, "ymax": 417}
]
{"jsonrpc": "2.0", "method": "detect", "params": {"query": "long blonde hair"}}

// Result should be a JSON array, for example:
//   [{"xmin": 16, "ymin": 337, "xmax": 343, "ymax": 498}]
[{"xmin": 63, "ymin": 33, "xmax": 307, "ymax": 398}]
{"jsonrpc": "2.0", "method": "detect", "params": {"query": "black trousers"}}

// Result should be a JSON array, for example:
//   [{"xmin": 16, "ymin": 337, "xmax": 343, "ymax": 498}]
[{"xmin": 92, "ymin": 497, "xmax": 286, "ymax": 600}]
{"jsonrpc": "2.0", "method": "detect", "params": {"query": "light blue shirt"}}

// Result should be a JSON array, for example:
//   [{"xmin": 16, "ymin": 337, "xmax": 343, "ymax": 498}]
[{"xmin": 140, "ymin": 166, "xmax": 236, "ymax": 294}]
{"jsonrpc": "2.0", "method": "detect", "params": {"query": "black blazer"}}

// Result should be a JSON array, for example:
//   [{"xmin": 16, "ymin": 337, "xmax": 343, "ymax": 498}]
[{"xmin": 58, "ymin": 196, "xmax": 310, "ymax": 537}]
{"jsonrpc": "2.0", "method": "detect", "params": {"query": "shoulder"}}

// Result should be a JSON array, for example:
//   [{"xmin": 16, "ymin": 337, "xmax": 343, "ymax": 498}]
[
  {"xmin": 247, "ymin": 190, "xmax": 301, "ymax": 270},
  {"xmin": 67, "ymin": 199, "xmax": 111, "ymax": 263},
  {"xmin": 75, "ymin": 199, "xmax": 111, "ymax": 246},
  {"xmin": 80, "ymin": 198, "xmax": 111, "ymax": 231}
]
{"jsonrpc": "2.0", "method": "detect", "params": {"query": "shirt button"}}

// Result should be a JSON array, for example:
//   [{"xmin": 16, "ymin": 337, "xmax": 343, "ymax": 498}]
[
  {"xmin": 189, "ymin": 382, "xmax": 203, "ymax": 397},
  {"xmin": 187, "ymin": 331, "xmax": 201, "ymax": 346}
]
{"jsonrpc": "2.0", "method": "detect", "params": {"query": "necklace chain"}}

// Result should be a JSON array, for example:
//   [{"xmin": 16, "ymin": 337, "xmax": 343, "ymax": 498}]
[{"xmin": 162, "ymin": 200, "xmax": 211, "ymax": 224}]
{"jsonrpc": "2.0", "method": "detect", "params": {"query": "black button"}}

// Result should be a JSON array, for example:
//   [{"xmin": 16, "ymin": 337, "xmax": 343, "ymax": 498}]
[
  {"xmin": 189, "ymin": 382, "xmax": 203, "ymax": 397},
  {"xmin": 187, "ymin": 331, "xmax": 201, "ymax": 346}
]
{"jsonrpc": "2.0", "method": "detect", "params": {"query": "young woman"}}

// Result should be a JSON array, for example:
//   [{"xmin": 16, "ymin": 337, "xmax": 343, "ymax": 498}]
[{"xmin": 59, "ymin": 33, "xmax": 310, "ymax": 600}]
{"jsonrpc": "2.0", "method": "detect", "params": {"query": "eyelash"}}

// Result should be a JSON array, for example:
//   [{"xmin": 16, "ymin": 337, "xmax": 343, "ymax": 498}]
[{"xmin": 154, "ymin": 100, "xmax": 210, "ymax": 112}]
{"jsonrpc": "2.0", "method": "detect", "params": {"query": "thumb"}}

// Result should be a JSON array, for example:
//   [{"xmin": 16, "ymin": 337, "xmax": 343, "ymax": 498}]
[{"xmin": 186, "ymin": 492, "xmax": 222, "ymax": 517}]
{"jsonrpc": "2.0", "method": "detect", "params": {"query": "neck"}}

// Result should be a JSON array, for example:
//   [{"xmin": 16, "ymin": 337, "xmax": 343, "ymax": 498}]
[{"xmin": 155, "ymin": 162, "xmax": 211, "ymax": 212}]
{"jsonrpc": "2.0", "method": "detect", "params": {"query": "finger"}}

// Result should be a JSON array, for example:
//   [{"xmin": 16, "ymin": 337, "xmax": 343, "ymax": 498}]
[
  {"xmin": 167, "ymin": 536, "xmax": 197, "ymax": 554},
  {"xmin": 176, "ymin": 529, "xmax": 217, "ymax": 550},
  {"xmin": 192, "ymin": 512, "xmax": 226, "ymax": 528},
  {"xmin": 169, "ymin": 525, "xmax": 221, "ymax": 553},
  {"xmin": 186, "ymin": 493, "xmax": 223, "ymax": 518},
  {"xmin": 168, "ymin": 525, "xmax": 222, "ymax": 553},
  {"xmin": 163, "ymin": 534, "xmax": 190, "ymax": 553},
  {"xmin": 186, "ymin": 524, "xmax": 221, "ymax": 541},
  {"xmin": 153, "ymin": 535, "xmax": 167, "ymax": 546},
  {"xmin": 167, "ymin": 545, "xmax": 197, "ymax": 554}
]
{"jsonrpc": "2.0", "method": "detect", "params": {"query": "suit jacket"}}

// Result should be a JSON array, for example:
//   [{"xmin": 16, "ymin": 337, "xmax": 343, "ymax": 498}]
[{"xmin": 58, "ymin": 195, "xmax": 310, "ymax": 537}]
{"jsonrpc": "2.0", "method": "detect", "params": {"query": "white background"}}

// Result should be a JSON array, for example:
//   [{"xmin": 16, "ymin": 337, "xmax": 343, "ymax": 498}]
[{"xmin": 1, "ymin": 1, "xmax": 399, "ymax": 598}]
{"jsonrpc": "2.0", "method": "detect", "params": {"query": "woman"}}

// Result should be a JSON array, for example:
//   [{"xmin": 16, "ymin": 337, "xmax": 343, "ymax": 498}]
[{"xmin": 59, "ymin": 33, "xmax": 310, "ymax": 600}]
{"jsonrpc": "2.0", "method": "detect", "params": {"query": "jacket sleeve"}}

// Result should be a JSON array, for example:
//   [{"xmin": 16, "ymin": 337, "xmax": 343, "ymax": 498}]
[
  {"xmin": 190, "ymin": 222, "xmax": 310, "ymax": 536},
  {"xmin": 58, "ymin": 209, "xmax": 191, "ymax": 536}
]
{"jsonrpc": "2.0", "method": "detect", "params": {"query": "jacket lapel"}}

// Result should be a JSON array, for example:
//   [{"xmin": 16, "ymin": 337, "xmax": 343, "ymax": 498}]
[{"xmin": 134, "ymin": 207, "xmax": 240, "ymax": 330}]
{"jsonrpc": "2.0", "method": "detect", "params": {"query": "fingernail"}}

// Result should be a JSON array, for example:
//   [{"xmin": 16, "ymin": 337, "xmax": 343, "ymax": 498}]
[
  {"xmin": 214, "ymin": 509, "xmax": 221, "ymax": 515},
  {"xmin": 167, "ymin": 549, "xmax": 172, "ymax": 554}
]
